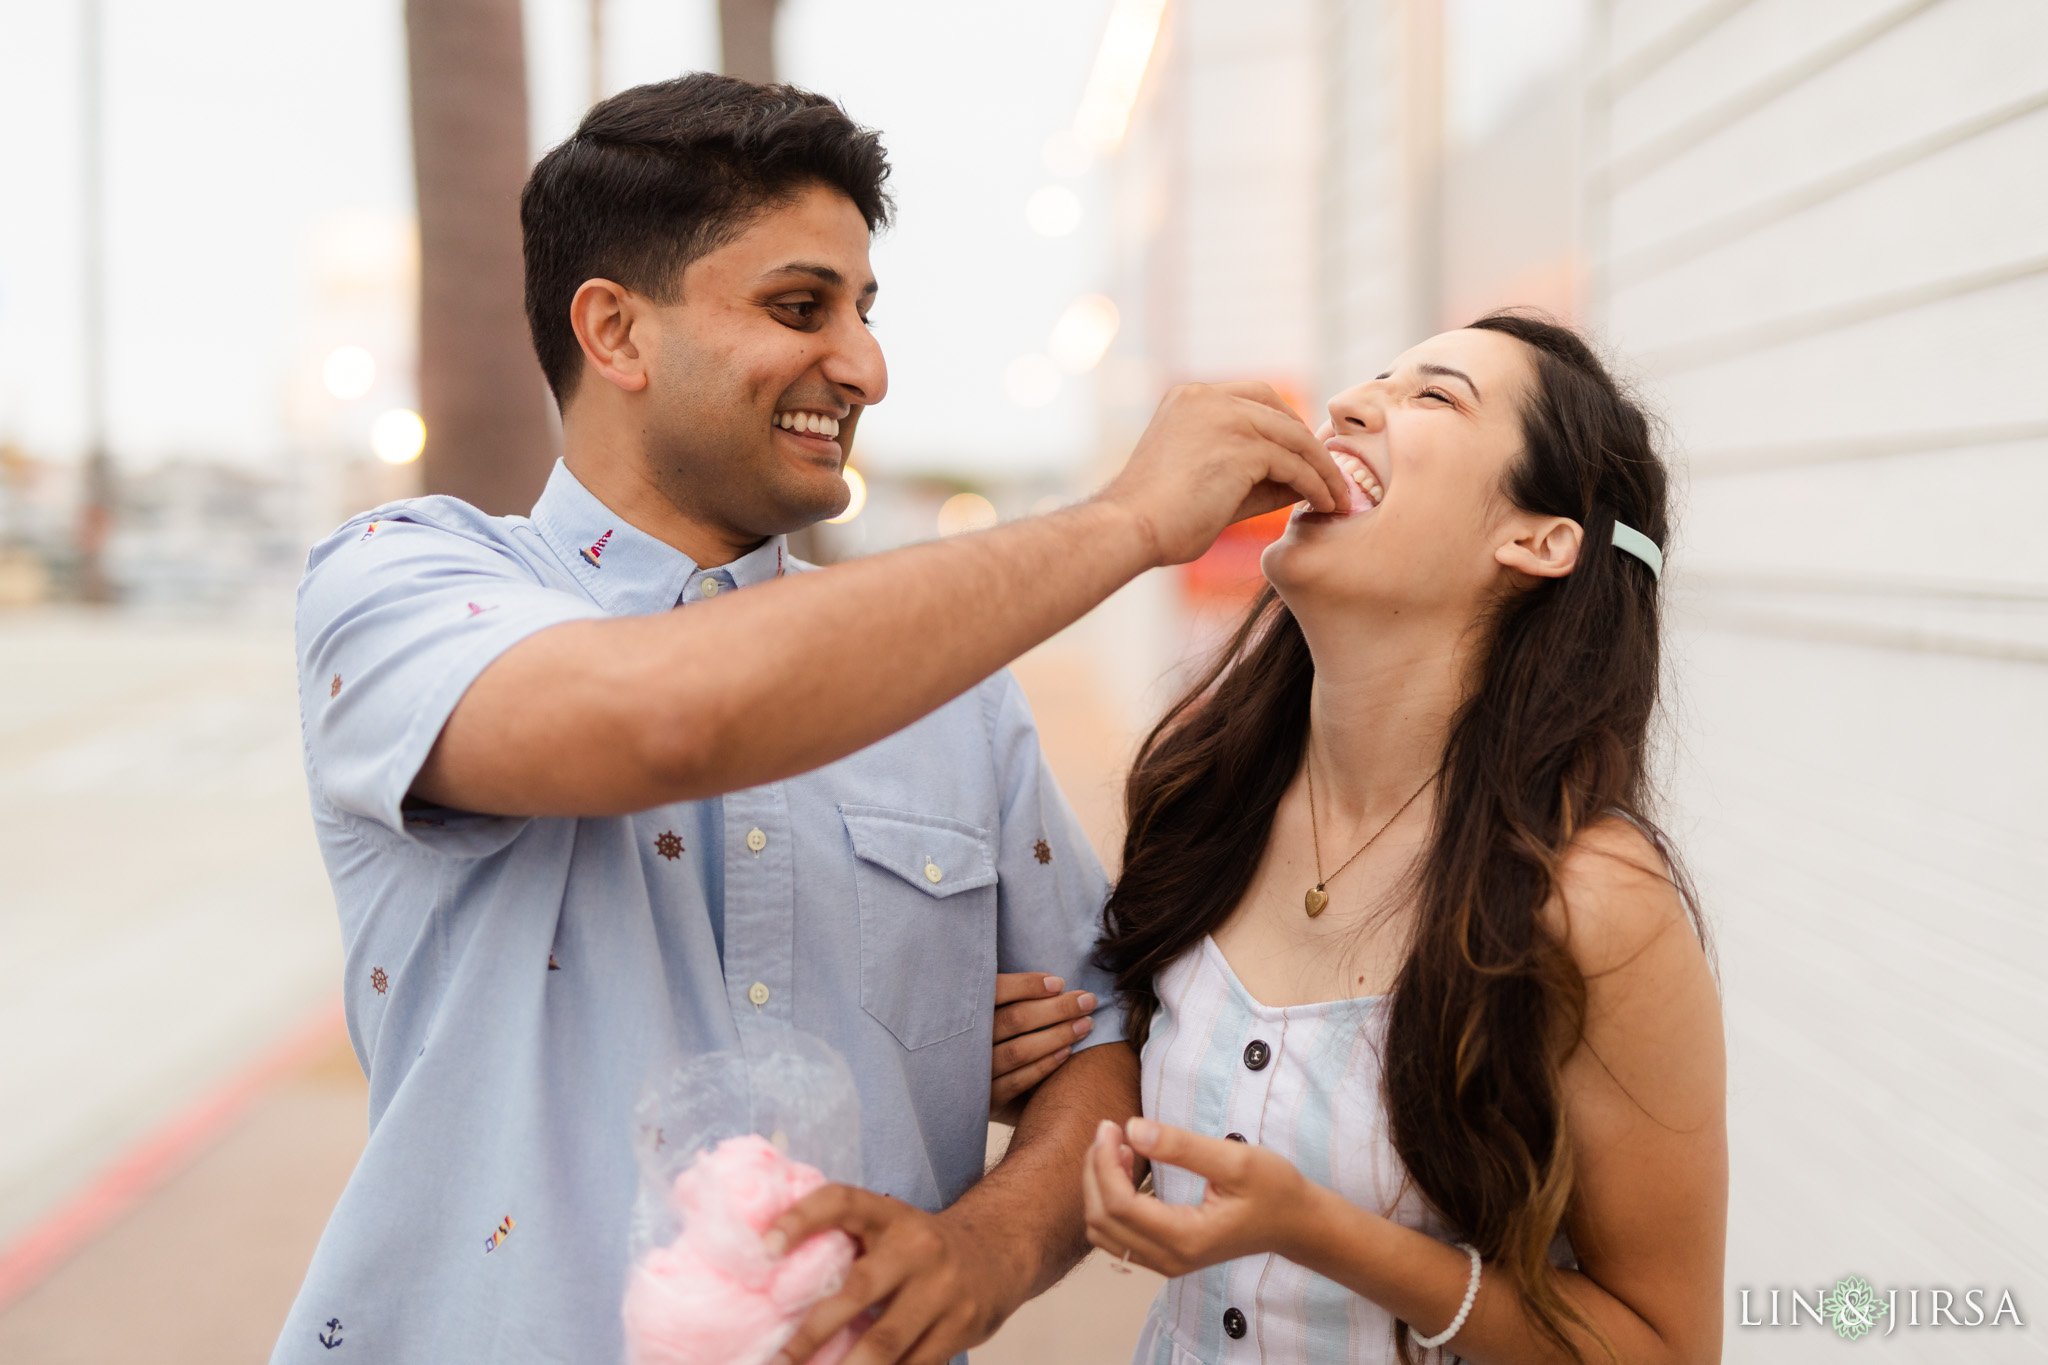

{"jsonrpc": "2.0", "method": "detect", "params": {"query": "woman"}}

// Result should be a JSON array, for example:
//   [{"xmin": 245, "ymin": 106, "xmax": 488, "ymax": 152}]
[{"xmin": 1082, "ymin": 311, "xmax": 1726, "ymax": 1364}]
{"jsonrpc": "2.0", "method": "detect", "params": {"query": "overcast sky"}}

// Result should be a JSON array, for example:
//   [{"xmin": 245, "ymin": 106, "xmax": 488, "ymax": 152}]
[{"xmin": 0, "ymin": 0, "xmax": 1113, "ymax": 477}]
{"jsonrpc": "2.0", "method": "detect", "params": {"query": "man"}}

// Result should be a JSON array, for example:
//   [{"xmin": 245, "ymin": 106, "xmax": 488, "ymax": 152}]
[{"xmin": 275, "ymin": 73, "xmax": 1344, "ymax": 1364}]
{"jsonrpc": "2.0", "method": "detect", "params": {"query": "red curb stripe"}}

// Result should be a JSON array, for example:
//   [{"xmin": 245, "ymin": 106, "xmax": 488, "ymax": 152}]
[{"xmin": 0, "ymin": 999, "xmax": 347, "ymax": 1312}]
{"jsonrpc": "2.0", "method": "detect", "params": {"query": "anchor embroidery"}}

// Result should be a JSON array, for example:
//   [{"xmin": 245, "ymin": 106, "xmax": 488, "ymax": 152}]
[{"xmin": 319, "ymin": 1318, "xmax": 344, "ymax": 1348}]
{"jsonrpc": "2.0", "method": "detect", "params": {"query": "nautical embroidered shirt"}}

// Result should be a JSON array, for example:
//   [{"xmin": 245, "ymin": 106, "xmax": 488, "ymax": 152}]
[{"xmin": 275, "ymin": 459, "xmax": 1123, "ymax": 1364}]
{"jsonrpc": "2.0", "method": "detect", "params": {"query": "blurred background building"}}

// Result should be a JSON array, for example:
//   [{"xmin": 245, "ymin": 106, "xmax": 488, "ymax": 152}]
[{"xmin": 1, "ymin": 1, "xmax": 2042, "ymax": 1359}]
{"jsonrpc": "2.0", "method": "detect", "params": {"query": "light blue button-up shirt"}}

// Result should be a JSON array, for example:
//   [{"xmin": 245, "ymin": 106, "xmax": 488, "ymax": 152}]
[{"xmin": 274, "ymin": 460, "xmax": 1124, "ymax": 1364}]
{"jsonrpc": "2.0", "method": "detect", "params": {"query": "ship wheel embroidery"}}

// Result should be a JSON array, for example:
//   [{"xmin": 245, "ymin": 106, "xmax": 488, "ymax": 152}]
[
  {"xmin": 1033, "ymin": 839, "xmax": 1052, "ymax": 865},
  {"xmin": 370, "ymin": 966, "xmax": 389, "ymax": 995},
  {"xmin": 653, "ymin": 830, "xmax": 685, "ymax": 860}
]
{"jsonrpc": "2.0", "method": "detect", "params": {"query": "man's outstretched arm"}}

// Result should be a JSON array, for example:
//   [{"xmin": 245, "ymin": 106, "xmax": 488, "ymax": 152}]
[
  {"xmin": 410, "ymin": 383, "xmax": 1344, "ymax": 817},
  {"xmin": 768, "ymin": 1040, "xmax": 1140, "ymax": 1365}
]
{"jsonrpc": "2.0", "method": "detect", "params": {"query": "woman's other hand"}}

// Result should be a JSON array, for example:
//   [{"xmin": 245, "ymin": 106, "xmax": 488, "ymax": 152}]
[
  {"xmin": 989, "ymin": 972, "xmax": 1097, "ymax": 1122},
  {"xmin": 1082, "ymin": 1117, "xmax": 1310, "ymax": 1277}
]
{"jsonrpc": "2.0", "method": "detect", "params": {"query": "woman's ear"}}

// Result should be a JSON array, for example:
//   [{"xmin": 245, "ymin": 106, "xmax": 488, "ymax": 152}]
[
  {"xmin": 1495, "ymin": 515, "xmax": 1583, "ymax": 580},
  {"xmin": 568, "ymin": 278, "xmax": 651, "ymax": 395}
]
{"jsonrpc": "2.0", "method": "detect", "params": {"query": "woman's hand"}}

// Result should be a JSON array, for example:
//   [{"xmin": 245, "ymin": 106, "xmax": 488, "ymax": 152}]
[
  {"xmin": 989, "ymin": 972, "xmax": 1096, "ymax": 1122},
  {"xmin": 1082, "ymin": 1117, "xmax": 1313, "ymax": 1277}
]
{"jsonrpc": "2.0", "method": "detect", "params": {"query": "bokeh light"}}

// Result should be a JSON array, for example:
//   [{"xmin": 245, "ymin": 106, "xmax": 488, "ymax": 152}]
[
  {"xmin": 1025, "ymin": 185, "xmax": 1083, "ymax": 237},
  {"xmin": 936, "ymin": 491, "xmax": 999, "ymax": 537},
  {"xmin": 1047, "ymin": 294, "xmax": 1120, "ymax": 373},
  {"xmin": 322, "ymin": 345, "xmax": 377, "ymax": 400},
  {"xmin": 370, "ymin": 408, "xmax": 426, "ymax": 464}
]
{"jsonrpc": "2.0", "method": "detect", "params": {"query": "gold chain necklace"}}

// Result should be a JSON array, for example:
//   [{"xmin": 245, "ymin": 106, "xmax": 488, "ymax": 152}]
[{"xmin": 1303, "ymin": 741, "xmax": 1440, "ymax": 918}]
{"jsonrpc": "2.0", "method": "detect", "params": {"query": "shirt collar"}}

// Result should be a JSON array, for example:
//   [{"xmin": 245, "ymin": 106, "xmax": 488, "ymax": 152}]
[{"xmin": 530, "ymin": 459, "xmax": 788, "ymax": 615}]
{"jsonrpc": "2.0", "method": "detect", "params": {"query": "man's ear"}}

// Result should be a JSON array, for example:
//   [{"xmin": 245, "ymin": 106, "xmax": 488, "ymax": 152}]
[
  {"xmin": 567, "ymin": 278, "xmax": 651, "ymax": 395},
  {"xmin": 1495, "ymin": 514, "xmax": 1583, "ymax": 580}
]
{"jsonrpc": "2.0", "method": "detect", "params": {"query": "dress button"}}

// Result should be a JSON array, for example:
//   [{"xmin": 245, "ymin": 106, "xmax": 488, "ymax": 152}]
[
  {"xmin": 1243, "ymin": 1039, "xmax": 1271, "ymax": 1071},
  {"xmin": 1225, "ymin": 1132, "xmax": 1247, "ymax": 1143},
  {"xmin": 746, "ymin": 828, "xmax": 768, "ymax": 853},
  {"xmin": 699, "ymin": 578, "xmax": 722, "ymax": 597},
  {"xmin": 924, "ymin": 861, "xmax": 943, "ymax": 884},
  {"xmin": 1223, "ymin": 1306, "xmax": 1247, "ymax": 1339},
  {"xmin": 747, "ymin": 981, "xmax": 770, "ymax": 1007}
]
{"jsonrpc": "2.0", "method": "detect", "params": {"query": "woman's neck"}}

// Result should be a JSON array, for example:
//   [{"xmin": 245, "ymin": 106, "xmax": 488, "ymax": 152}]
[{"xmin": 1299, "ymin": 604, "xmax": 1476, "ymax": 830}]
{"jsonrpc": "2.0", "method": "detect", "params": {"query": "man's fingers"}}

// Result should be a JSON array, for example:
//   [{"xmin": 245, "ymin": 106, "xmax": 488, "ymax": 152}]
[
  {"xmin": 990, "ymin": 1044, "xmax": 1070, "ymax": 1111},
  {"xmin": 769, "ymin": 1184, "xmax": 893, "ymax": 1257},
  {"xmin": 1238, "ymin": 399, "xmax": 1348, "ymax": 511},
  {"xmin": 994, "ymin": 971, "xmax": 1062, "ymax": 1009},
  {"xmin": 779, "ymin": 1264, "xmax": 896, "ymax": 1365},
  {"xmin": 1211, "ymin": 380, "xmax": 1299, "ymax": 419},
  {"xmin": 837, "ymin": 1275, "xmax": 951, "ymax": 1365},
  {"xmin": 992, "ymin": 989, "xmax": 1094, "ymax": 1044}
]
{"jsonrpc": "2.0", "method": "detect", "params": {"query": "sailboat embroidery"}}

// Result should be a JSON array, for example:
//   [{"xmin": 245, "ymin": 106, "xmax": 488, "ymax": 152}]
[{"xmin": 580, "ymin": 529, "xmax": 613, "ymax": 567}]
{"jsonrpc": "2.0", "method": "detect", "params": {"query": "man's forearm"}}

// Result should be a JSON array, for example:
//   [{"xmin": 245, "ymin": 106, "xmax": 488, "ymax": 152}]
[
  {"xmin": 943, "ymin": 1041, "xmax": 1141, "ymax": 1305},
  {"xmin": 424, "ymin": 497, "xmax": 1158, "ymax": 818},
  {"xmin": 665, "ymin": 499, "xmax": 1154, "ymax": 799}
]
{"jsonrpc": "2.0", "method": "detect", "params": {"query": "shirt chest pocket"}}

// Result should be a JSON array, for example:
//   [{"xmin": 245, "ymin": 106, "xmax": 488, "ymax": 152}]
[{"xmin": 841, "ymin": 804, "xmax": 999, "ymax": 1050}]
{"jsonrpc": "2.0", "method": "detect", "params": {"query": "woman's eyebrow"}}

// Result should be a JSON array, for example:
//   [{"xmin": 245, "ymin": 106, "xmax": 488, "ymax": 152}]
[{"xmin": 1374, "ymin": 363, "xmax": 1482, "ymax": 402}]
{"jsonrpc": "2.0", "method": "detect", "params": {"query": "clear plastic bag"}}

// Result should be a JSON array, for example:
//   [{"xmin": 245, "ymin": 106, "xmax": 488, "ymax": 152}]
[{"xmin": 623, "ymin": 1026, "xmax": 866, "ymax": 1365}]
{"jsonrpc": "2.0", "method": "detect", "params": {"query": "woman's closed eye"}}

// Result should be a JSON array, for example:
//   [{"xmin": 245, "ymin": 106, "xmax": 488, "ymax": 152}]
[{"xmin": 1420, "ymin": 388, "xmax": 1454, "ymax": 405}]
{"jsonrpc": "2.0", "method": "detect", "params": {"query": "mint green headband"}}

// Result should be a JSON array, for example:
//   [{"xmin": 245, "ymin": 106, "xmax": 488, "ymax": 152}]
[{"xmin": 1611, "ymin": 520, "xmax": 1662, "ymax": 580}]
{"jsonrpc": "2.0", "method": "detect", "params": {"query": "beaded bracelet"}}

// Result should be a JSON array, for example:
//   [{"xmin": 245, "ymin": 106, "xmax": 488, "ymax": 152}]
[{"xmin": 1411, "ymin": 1241, "xmax": 1481, "ymax": 1350}]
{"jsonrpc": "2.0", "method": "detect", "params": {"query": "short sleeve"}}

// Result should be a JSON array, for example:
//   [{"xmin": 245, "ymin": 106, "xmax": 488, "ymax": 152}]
[
  {"xmin": 295, "ymin": 508, "xmax": 607, "ymax": 848},
  {"xmin": 985, "ymin": 670, "xmax": 1128, "ymax": 1053}
]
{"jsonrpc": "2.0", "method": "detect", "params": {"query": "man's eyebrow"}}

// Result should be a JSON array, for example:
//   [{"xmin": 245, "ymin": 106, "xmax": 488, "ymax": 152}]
[
  {"xmin": 761, "ymin": 261, "xmax": 879, "ymax": 298},
  {"xmin": 1374, "ymin": 363, "xmax": 1482, "ymax": 401}
]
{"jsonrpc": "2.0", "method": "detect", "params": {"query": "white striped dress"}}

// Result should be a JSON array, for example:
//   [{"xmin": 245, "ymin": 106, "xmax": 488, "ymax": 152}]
[{"xmin": 1130, "ymin": 936, "xmax": 1577, "ymax": 1364}]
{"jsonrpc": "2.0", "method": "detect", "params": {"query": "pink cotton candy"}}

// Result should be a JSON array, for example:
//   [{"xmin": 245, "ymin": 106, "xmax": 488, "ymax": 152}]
[{"xmin": 624, "ymin": 1135, "xmax": 864, "ymax": 1365}]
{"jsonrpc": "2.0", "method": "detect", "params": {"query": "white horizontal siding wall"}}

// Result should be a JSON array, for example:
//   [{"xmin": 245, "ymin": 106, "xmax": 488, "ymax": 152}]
[{"xmin": 1590, "ymin": 0, "xmax": 2048, "ymax": 1354}]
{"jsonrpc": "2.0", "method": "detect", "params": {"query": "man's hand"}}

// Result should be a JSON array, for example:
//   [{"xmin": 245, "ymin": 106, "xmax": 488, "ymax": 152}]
[
  {"xmin": 1096, "ymin": 381, "xmax": 1349, "ymax": 567},
  {"xmin": 767, "ymin": 1188, "xmax": 1020, "ymax": 1365},
  {"xmin": 990, "ymin": 972, "xmax": 1096, "ymax": 1121}
]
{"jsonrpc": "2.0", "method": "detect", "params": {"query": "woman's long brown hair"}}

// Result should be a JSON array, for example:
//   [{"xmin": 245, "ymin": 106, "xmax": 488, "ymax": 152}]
[{"xmin": 1096, "ymin": 310, "xmax": 1713, "ymax": 1364}]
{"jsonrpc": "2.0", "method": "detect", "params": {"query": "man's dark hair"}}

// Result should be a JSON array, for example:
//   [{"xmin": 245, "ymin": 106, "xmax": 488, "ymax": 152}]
[{"xmin": 520, "ymin": 72, "xmax": 893, "ymax": 406}]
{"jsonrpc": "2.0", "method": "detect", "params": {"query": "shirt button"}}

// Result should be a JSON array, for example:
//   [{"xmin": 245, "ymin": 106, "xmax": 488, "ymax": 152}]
[
  {"xmin": 923, "ymin": 861, "xmax": 943, "ymax": 884},
  {"xmin": 1223, "ymin": 1306, "xmax": 1247, "ymax": 1339},
  {"xmin": 1225, "ymin": 1132, "xmax": 1248, "ymax": 1143},
  {"xmin": 746, "ymin": 828, "xmax": 767, "ymax": 853},
  {"xmin": 1243, "ymin": 1039, "xmax": 1271, "ymax": 1071},
  {"xmin": 747, "ymin": 981, "xmax": 771, "ymax": 1007},
  {"xmin": 699, "ymin": 578, "xmax": 722, "ymax": 598}
]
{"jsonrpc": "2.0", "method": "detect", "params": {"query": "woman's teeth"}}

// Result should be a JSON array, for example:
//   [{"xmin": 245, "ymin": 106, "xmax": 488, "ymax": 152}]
[
  {"xmin": 775, "ymin": 411, "xmax": 841, "ymax": 439},
  {"xmin": 1331, "ymin": 452, "xmax": 1383, "ymax": 511}
]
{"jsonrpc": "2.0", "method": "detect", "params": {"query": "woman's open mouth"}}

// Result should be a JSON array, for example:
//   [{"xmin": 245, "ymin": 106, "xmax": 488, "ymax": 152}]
[{"xmin": 1296, "ymin": 449, "xmax": 1383, "ymax": 521}]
